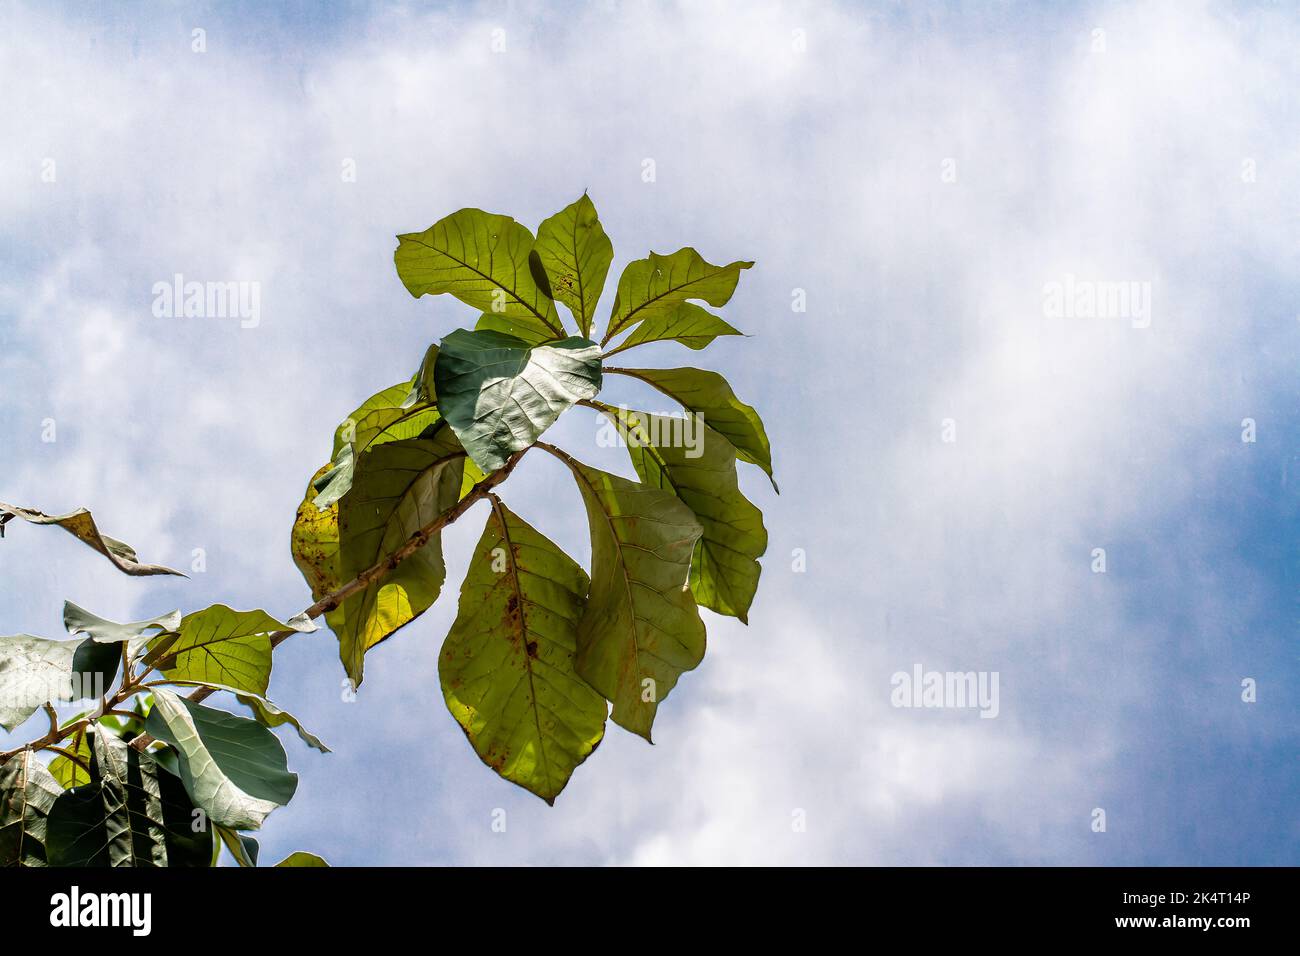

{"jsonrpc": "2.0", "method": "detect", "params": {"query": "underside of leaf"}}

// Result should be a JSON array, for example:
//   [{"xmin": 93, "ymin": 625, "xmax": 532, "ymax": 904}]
[
  {"xmin": 434, "ymin": 328, "xmax": 603, "ymax": 472},
  {"xmin": 0, "ymin": 500, "xmax": 183, "ymax": 576}
]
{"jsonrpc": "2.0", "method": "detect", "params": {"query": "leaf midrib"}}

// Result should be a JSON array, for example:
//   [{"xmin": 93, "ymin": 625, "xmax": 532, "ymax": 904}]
[
  {"xmin": 406, "ymin": 232, "xmax": 562, "ymax": 337},
  {"xmin": 606, "ymin": 259, "xmax": 736, "ymax": 342},
  {"xmin": 489, "ymin": 500, "xmax": 555, "ymax": 794}
]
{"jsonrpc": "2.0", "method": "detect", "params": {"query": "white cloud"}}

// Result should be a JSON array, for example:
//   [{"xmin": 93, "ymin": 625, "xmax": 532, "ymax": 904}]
[{"xmin": 1, "ymin": 0, "xmax": 1294, "ymax": 864}]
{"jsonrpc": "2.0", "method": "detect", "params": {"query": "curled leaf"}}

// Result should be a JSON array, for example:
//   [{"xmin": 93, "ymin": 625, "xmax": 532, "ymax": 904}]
[{"xmin": 0, "ymin": 501, "xmax": 183, "ymax": 576}]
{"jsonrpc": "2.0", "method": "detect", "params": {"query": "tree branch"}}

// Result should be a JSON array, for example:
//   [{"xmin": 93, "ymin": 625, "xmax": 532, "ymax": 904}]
[
  {"xmin": 166, "ymin": 448, "xmax": 527, "ymax": 718},
  {"xmin": 2, "ymin": 446, "xmax": 531, "ymax": 763}
]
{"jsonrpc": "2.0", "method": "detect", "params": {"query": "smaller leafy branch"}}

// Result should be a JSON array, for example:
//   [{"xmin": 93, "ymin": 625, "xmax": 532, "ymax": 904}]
[{"xmin": 0, "ymin": 192, "xmax": 773, "ymax": 867}]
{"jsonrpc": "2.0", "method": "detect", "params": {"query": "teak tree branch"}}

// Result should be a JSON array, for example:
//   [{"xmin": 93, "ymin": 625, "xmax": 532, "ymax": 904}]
[{"xmin": 0, "ymin": 446, "xmax": 531, "ymax": 763}]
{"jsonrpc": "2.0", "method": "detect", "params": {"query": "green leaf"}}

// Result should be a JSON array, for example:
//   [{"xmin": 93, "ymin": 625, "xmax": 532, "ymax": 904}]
[
  {"xmin": 603, "ymin": 301, "xmax": 742, "ymax": 357},
  {"xmin": 434, "ymin": 328, "xmax": 603, "ymax": 472},
  {"xmin": 335, "ymin": 427, "xmax": 466, "ymax": 686},
  {"xmin": 161, "ymin": 681, "xmax": 330, "ymax": 753},
  {"xmin": 153, "ymin": 605, "xmax": 315, "ymax": 696},
  {"xmin": 0, "ymin": 500, "xmax": 183, "ymax": 576},
  {"xmin": 0, "ymin": 634, "xmax": 78, "ymax": 732},
  {"xmin": 311, "ymin": 446, "xmax": 357, "ymax": 510},
  {"xmin": 535, "ymin": 194, "xmax": 614, "ymax": 339},
  {"xmin": 0, "ymin": 751, "xmax": 62, "ymax": 866},
  {"xmin": 395, "ymin": 208, "xmax": 563, "ymax": 341},
  {"xmin": 48, "ymin": 728, "xmax": 93, "ymax": 789},
  {"xmin": 459, "ymin": 456, "xmax": 488, "ymax": 500},
  {"xmin": 63, "ymin": 602, "xmax": 181, "ymax": 646},
  {"xmin": 440, "ymin": 500, "xmax": 607, "ymax": 803},
  {"xmin": 61, "ymin": 603, "xmax": 181, "ymax": 701},
  {"xmin": 607, "ymin": 366, "xmax": 776, "ymax": 490},
  {"xmin": 144, "ymin": 689, "xmax": 298, "ymax": 831},
  {"xmin": 216, "ymin": 824, "xmax": 259, "ymax": 867},
  {"xmin": 63, "ymin": 604, "xmax": 182, "ymax": 694},
  {"xmin": 602, "ymin": 248, "xmax": 751, "ymax": 346},
  {"xmin": 595, "ymin": 403, "xmax": 767, "ymax": 623},
  {"xmin": 336, "ymin": 383, "xmax": 426, "ymax": 458},
  {"xmin": 69, "ymin": 639, "xmax": 121, "ymax": 703},
  {"xmin": 551, "ymin": 451, "xmax": 705, "ymax": 741},
  {"xmin": 314, "ymin": 382, "xmax": 444, "ymax": 509},
  {"xmin": 275, "ymin": 850, "xmax": 329, "ymax": 867},
  {"xmin": 405, "ymin": 344, "xmax": 439, "ymax": 407},
  {"xmin": 474, "ymin": 311, "xmax": 555, "ymax": 345},
  {"xmin": 46, "ymin": 731, "xmax": 213, "ymax": 867}
]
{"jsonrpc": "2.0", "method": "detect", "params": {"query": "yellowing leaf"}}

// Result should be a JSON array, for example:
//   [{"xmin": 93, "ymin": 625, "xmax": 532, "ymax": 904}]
[
  {"xmin": 155, "ymin": 605, "xmax": 315, "ymax": 696},
  {"xmin": 335, "ymin": 426, "xmax": 465, "ymax": 685},
  {"xmin": 440, "ymin": 500, "xmax": 606, "ymax": 803},
  {"xmin": 0, "ymin": 500, "xmax": 182, "ymax": 576}
]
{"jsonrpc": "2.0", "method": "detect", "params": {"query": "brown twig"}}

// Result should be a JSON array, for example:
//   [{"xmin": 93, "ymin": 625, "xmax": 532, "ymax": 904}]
[
  {"xmin": 132, "ymin": 446, "xmax": 531, "ymax": 744},
  {"xmin": 2, "ymin": 447, "xmax": 531, "ymax": 763}
]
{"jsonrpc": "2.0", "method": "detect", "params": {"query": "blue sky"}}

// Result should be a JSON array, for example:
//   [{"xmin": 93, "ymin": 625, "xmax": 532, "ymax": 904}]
[{"xmin": 1, "ymin": 0, "xmax": 1296, "ymax": 865}]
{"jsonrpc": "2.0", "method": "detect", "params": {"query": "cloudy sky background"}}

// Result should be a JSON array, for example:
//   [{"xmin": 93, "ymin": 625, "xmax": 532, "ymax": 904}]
[{"xmin": 1, "ymin": 0, "xmax": 1296, "ymax": 865}]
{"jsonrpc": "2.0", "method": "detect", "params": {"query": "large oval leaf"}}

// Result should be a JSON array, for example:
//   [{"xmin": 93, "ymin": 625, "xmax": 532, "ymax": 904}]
[
  {"xmin": 45, "ymin": 731, "xmax": 212, "ymax": 867},
  {"xmin": 395, "ymin": 208, "xmax": 562, "ymax": 342},
  {"xmin": 434, "ymin": 328, "xmax": 602, "ymax": 473},
  {"xmin": 439, "ymin": 500, "xmax": 607, "ymax": 803},
  {"xmin": 535, "ymin": 194, "xmax": 614, "ymax": 339},
  {"xmin": 594, "ymin": 404, "xmax": 767, "ymax": 623},
  {"xmin": 144, "ymin": 689, "xmax": 297, "ymax": 831},
  {"xmin": 0, "ymin": 750, "xmax": 62, "ymax": 866},
  {"xmin": 607, "ymin": 366, "xmax": 776, "ymax": 490},
  {"xmin": 313, "ymin": 380, "xmax": 444, "ymax": 509},
  {"xmin": 152, "ymin": 605, "xmax": 316, "ymax": 696},
  {"xmin": 335, "ymin": 426, "xmax": 465, "ymax": 685},
  {"xmin": 552, "ymin": 452, "xmax": 704, "ymax": 741},
  {"xmin": 0, "ymin": 634, "xmax": 79, "ymax": 732}
]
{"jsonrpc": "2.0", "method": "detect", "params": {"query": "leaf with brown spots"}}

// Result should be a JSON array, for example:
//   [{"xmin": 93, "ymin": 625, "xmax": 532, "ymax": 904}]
[
  {"xmin": 0, "ymin": 500, "xmax": 182, "ymax": 576},
  {"xmin": 438, "ymin": 499, "xmax": 606, "ymax": 803}
]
